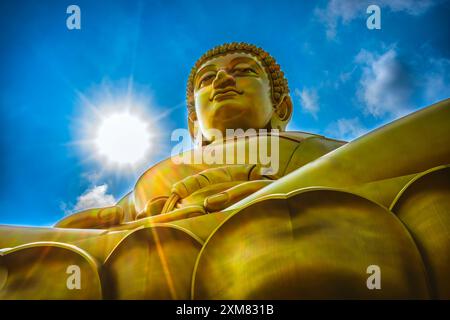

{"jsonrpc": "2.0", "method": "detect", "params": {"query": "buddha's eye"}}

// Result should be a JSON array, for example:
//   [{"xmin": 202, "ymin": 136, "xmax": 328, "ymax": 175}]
[
  {"xmin": 198, "ymin": 74, "xmax": 215, "ymax": 88},
  {"xmin": 233, "ymin": 67, "xmax": 256, "ymax": 75}
]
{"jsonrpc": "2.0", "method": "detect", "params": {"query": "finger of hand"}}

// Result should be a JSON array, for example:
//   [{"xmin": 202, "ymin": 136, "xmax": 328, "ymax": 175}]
[
  {"xmin": 200, "ymin": 167, "xmax": 231, "ymax": 184},
  {"xmin": 171, "ymin": 173, "xmax": 209, "ymax": 198},
  {"xmin": 225, "ymin": 164, "xmax": 260, "ymax": 181},
  {"xmin": 98, "ymin": 206, "xmax": 123, "ymax": 227},
  {"xmin": 55, "ymin": 206, "xmax": 123, "ymax": 229},
  {"xmin": 137, "ymin": 197, "xmax": 168, "ymax": 220},
  {"xmin": 204, "ymin": 180, "xmax": 273, "ymax": 212},
  {"xmin": 202, "ymin": 165, "xmax": 257, "ymax": 184},
  {"xmin": 150, "ymin": 205, "xmax": 206, "ymax": 223}
]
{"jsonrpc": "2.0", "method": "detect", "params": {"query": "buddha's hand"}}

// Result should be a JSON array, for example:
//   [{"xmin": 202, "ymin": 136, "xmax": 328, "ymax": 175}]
[
  {"xmin": 203, "ymin": 179, "xmax": 273, "ymax": 212},
  {"xmin": 54, "ymin": 205, "xmax": 124, "ymax": 229},
  {"xmin": 150, "ymin": 164, "xmax": 273, "ymax": 215}
]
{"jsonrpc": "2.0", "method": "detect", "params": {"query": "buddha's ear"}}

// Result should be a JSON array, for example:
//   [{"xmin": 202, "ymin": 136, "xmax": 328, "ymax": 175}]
[
  {"xmin": 271, "ymin": 94, "xmax": 293, "ymax": 130},
  {"xmin": 188, "ymin": 112, "xmax": 198, "ymax": 141},
  {"xmin": 188, "ymin": 112, "xmax": 207, "ymax": 146}
]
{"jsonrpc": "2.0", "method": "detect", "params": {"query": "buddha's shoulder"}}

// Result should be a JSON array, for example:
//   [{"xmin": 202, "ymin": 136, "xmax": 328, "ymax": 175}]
[
  {"xmin": 279, "ymin": 131, "xmax": 347, "ymax": 175},
  {"xmin": 280, "ymin": 130, "xmax": 346, "ymax": 145}
]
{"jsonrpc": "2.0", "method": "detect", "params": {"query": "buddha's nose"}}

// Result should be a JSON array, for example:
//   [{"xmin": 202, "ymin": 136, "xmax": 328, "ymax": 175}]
[{"xmin": 213, "ymin": 70, "xmax": 235, "ymax": 89}]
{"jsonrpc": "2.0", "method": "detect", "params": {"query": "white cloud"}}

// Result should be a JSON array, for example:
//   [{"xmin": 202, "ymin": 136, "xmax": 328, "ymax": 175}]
[
  {"xmin": 355, "ymin": 48, "xmax": 413, "ymax": 118},
  {"xmin": 315, "ymin": 0, "xmax": 363, "ymax": 39},
  {"xmin": 295, "ymin": 87, "xmax": 320, "ymax": 119},
  {"xmin": 70, "ymin": 184, "xmax": 116, "ymax": 213},
  {"xmin": 325, "ymin": 117, "xmax": 368, "ymax": 141},
  {"xmin": 385, "ymin": 0, "xmax": 437, "ymax": 15},
  {"xmin": 339, "ymin": 69, "xmax": 353, "ymax": 83},
  {"xmin": 423, "ymin": 58, "xmax": 450, "ymax": 104},
  {"xmin": 81, "ymin": 171, "xmax": 102, "ymax": 184},
  {"xmin": 315, "ymin": 0, "xmax": 438, "ymax": 39}
]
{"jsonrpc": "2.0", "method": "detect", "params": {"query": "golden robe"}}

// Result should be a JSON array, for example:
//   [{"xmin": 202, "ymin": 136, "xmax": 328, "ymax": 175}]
[{"xmin": 0, "ymin": 99, "xmax": 449, "ymax": 299}]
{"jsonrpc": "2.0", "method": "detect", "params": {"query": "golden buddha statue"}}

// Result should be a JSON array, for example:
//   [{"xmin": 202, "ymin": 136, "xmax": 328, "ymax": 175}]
[{"xmin": 0, "ymin": 42, "xmax": 449, "ymax": 300}]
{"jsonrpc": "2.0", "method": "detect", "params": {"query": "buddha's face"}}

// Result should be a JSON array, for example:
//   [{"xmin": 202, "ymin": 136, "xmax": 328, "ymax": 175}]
[{"xmin": 193, "ymin": 52, "xmax": 273, "ymax": 141}]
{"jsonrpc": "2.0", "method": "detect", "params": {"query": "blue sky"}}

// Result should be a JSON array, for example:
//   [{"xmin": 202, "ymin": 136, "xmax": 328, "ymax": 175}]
[{"xmin": 1, "ymin": 0, "xmax": 449, "ymax": 226}]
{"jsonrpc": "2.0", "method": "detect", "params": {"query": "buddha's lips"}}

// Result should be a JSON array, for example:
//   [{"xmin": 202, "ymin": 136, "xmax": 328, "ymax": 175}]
[{"xmin": 210, "ymin": 88, "xmax": 243, "ymax": 101}]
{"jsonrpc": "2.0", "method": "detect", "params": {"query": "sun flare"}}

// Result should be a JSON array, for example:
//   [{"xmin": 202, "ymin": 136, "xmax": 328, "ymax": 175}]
[
  {"xmin": 73, "ymin": 80, "xmax": 164, "ymax": 174},
  {"xmin": 95, "ymin": 112, "xmax": 151, "ymax": 166}
]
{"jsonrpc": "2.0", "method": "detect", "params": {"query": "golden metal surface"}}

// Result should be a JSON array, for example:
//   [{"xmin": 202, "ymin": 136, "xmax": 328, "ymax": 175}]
[
  {"xmin": 102, "ymin": 226, "xmax": 203, "ymax": 299},
  {"xmin": 390, "ymin": 166, "xmax": 450, "ymax": 298},
  {"xmin": 228, "ymin": 99, "xmax": 450, "ymax": 210},
  {"xmin": 192, "ymin": 189, "xmax": 430, "ymax": 299},
  {"xmin": 0, "ymin": 242, "xmax": 102, "ymax": 299},
  {"xmin": 0, "ymin": 43, "xmax": 448, "ymax": 299}
]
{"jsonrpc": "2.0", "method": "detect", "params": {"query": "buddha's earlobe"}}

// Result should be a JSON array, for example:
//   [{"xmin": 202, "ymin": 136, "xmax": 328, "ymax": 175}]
[
  {"xmin": 188, "ymin": 112, "xmax": 208, "ymax": 146},
  {"xmin": 188, "ymin": 112, "xmax": 197, "ymax": 139},
  {"xmin": 270, "ymin": 95, "xmax": 293, "ymax": 131}
]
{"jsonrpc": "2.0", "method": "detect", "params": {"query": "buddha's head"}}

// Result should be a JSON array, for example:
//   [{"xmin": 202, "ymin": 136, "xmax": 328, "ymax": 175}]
[{"xmin": 186, "ymin": 42, "xmax": 292, "ymax": 144}]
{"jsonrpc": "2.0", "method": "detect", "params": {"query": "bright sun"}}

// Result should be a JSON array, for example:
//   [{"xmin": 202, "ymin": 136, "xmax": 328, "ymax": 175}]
[{"xmin": 95, "ymin": 112, "xmax": 151, "ymax": 166}]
